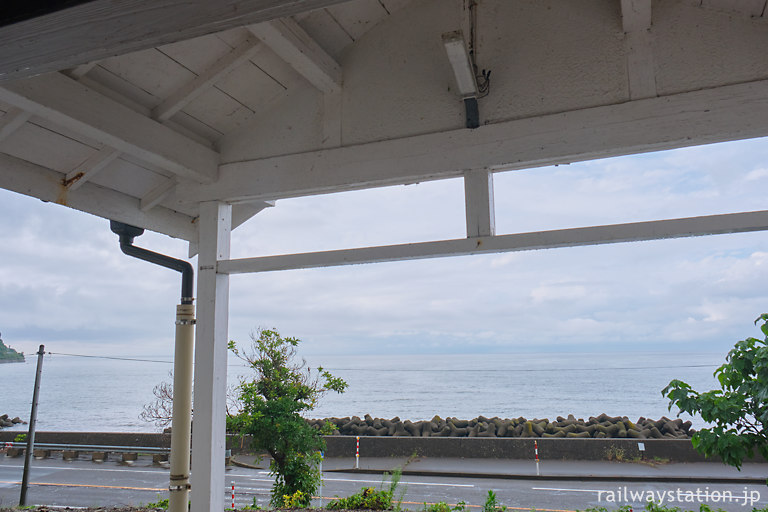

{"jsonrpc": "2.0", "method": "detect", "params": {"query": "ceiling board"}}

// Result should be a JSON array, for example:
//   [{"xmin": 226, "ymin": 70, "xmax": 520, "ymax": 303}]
[
  {"xmin": 294, "ymin": 9, "xmax": 354, "ymax": 59},
  {"xmin": 215, "ymin": 62, "xmax": 287, "ymax": 114},
  {"xmin": 325, "ymin": 0, "xmax": 389, "ymax": 41},
  {"xmin": 89, "ymin": 157, "xmax": 171, "ymax": 200},
  {"xmin": 157, "ymin": 33, "xmax": 238, "ymax": 76},
  {"xmin": 181, "ymin": 87, "xmax": 256, "ymax": 135},
  {"xmin": 0, "ymin": 123, "xmax": 97, "ymax": 173},
  {"xmin": 99, "ymin": 48, "xmax": 195, "ymax": 102}
]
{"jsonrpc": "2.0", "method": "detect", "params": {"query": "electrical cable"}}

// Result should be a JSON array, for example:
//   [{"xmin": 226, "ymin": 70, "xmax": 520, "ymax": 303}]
[{"xmin": 42, "ymin": 352, "xmax": 718, "ymax": 372}]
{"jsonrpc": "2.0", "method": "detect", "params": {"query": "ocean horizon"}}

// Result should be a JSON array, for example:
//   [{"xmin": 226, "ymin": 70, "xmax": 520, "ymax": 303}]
[{"xmin": 0, "ymin": 351, "xmax": 722, "ymax": 433}]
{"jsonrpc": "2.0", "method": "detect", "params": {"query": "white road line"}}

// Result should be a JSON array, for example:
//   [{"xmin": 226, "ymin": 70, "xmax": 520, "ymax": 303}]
[
  {"xmin": 1, "ymin": 464, "xmax": 164, "ymax": 475},
  {"xmin": 323, "ymin": 476, "xmax": 474, "ymax": 488},
  {"xmin": 533, "ymin": 487, "xmax": 602, "ymax": 494}
]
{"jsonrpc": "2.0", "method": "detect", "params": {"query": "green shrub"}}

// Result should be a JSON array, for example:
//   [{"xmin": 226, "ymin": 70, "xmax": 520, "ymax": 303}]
[
  {"xmin": 482, "ymin": 490, "xmax": 506, "ymax": 512},
  {"xmin": 145, "ymin": 496, "xmax": 169, "ymax": 510},
  {"xmin": 327, "ymin": 487, "xmax": 393, "ymax": 510},
  {"xmin": 424, "ymin": 500, "xmax": 467, "ymax": 512}
]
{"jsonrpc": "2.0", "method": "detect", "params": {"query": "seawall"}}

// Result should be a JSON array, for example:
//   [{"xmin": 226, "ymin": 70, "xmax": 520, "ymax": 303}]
[{"xmin": 2, "ymin": 431, "xmax": 764, "ymax": 464}]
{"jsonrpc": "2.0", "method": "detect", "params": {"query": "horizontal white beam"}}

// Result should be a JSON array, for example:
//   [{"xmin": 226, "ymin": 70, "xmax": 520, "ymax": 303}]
[
  {"xmin": 0, "ymin": 72, "xmax": 219, "ymax": 183},
  {"xmin": 181, "ymin": 79, "xmax": 768, "ymax": 203},
  {"xmin": 247, "ymin": 18, "xmax": 342, "ymax": 94},
  {"xmin": 0, "ymin": 153, "xmax": 198, "ymax": 241},
  {"xmin": 0, "ymin": 0, "xmax": 352, "ymax": 82},
  {"xmin": 218, "ymin": 210, "xmax": 768, "ymax": 274},
  {"xmin": 153, "ymin": 37, "xmax": 262, "ymax": 122}
]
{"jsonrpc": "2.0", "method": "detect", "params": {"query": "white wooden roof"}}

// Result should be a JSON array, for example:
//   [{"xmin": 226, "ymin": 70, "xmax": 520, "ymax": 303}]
[{"xmin": 1, "ymin": 0, "xmax": 768, "ymax": 249}]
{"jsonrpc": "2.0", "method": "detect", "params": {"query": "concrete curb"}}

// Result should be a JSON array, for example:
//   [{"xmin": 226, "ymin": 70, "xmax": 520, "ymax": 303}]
[{"xmin": 323, "ymin": 467, "xmax": 767, "ymax": 484}]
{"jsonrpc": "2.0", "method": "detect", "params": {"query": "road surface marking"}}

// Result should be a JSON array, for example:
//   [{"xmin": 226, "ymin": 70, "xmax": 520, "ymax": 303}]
[
  {"xmin": 533, "ymin": 486, "xmax": 606, "ymax": 494},
  {"xmin": 0, "ymin": 480, "xmax": 163, "ymax": 491},
  {"xmin": 322, "ymin": 476, "xmax": 474, "ymax": 488},
  {"xmin": 1, "ymin": 463, "xmax": 164, "ymax": 474}
]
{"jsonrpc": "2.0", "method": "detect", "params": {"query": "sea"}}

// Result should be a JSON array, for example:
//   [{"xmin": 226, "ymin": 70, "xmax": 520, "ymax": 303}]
[{"xmin": 0, "ymin": 351, "xmax": 723, "ymax": 433}]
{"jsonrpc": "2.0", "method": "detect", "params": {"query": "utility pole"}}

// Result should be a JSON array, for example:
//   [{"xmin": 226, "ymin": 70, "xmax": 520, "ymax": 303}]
[{"xmin": 20, "ymin": 344, "xmax": 45, "ymax": 507}]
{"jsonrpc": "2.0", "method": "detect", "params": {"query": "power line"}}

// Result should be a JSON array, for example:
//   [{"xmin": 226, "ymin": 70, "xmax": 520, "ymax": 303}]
[
  {"xmin": 41, "ymin": 353, "xmax": 719, "ymax": 373},
  {"xmin": 46, "ymin": 352, "xmax": 173, "ymax": 364},
  {"xmin": 45, "ymin": 351, "xmax": 248, "ymax": 367}
]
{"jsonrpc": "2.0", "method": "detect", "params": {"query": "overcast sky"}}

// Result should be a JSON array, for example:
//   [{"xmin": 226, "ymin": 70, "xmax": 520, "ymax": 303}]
[{"xmin": 2, "ymin": 136, "xmax": 768, "ymax": 359}]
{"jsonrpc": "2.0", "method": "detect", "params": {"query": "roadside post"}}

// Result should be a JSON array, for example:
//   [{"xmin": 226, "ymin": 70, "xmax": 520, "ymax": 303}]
[
  {"xmin": 19, "ymin": 344, "xmax": 45, "ymax": 507},
  {"xmin": 534, "ymin": 440, "xmax": 540, "ymax": 476},
  {"xmin": 355, "ymin": 436, "xmax": 359, "ymax": 469}
]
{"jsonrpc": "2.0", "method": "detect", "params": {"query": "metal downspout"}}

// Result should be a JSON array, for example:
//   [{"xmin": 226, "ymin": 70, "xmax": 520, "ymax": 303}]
[{"xmin": 110, "ymin": 221, "xmax": 194, "ymax": 512}]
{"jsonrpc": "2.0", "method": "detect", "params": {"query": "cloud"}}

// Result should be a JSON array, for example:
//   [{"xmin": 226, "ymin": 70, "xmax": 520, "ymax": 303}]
[{"xmin": 3, "ymin": 137, "xmax": 768, "ymax": 357}]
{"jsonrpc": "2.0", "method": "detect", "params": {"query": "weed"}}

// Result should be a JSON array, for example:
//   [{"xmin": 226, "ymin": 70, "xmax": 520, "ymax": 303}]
[
  {"xmin": 482, "ymin": 490, "xmax": 507, "ymax": 512},
  {"xmin": 327, "ymin": 487, "xmax": 394, "ymax": 510},
  {"xmin": 604, "ymin": 446, "xmax": 627, "ymax": 462},
  {"xmin": 424, "ymin": 500, "xmax": 468, "ymax": 512},
  {"xmin": 13, "ymin": 433, "xmax": 26, "ymax": 444},
  {"xmin": 239, "ymin": 496, "xmax": 263, "ymax": 510},
  {"xmin": 145, "ymin": 496, "xmax": 169, "ymax": 510}
]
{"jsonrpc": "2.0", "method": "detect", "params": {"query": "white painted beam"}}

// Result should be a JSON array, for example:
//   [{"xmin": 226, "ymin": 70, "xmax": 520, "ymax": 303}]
[
  {"xmin": 218, "ymin": 210, "xmax": 768, "ymax": 274},
  {"xmin": 248, "ymin": 18, "xmax": 342, "ymax": 94},
  {"xmin": 0, "ymin": 152, "xmax": 198, "ymax": 241},
  {"xmin": 187, "ymin": 200, "xmax": 274, "ymax": 258},
  {"xmin": 191, "ymin": 202, "xmax": 231, "ymax": 512},
  {"xmin": 0, "ymin": 72, "xmax": 219, "ymax": 183},
  {"xmin": 181, "ymin": 79, "xmax": 768, "ymax": 203},
  {"xmin": 463, "ymin": 170, "xmax": 495, "ymax": 238},
  {"xmin": 153, "ymin": 38, "xmax": 262, "ymax": 122},
  {"xmin": 621, "ymin": 0, "xmax": 652, "ymax": 32},
  {"xmin": 65, "ymin": 147, "xmax": 121, "ymax": 192},
  {"xmin": 0, "ymin": 107, "xmax": 31, "ymax": 142},
  {"xmin": 0, "ymin": 0, "xmax": 353, "ymax": 82},
  {"xmin": 621, "ymin": 0, "xmax": 656, "ymax": 100},
  {"xmin": 141, "ymin": 179, "xmax": 178, "ymax": 212},
  {"xmin": 65, "ymin": 61, "xmax": 98, "ymax": 80}
]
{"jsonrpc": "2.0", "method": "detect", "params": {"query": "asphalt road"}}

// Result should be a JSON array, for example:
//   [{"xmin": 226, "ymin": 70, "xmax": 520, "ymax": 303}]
[{"xmin": 1, "ymin": 455, "xmax": 766, "ymax": 511}]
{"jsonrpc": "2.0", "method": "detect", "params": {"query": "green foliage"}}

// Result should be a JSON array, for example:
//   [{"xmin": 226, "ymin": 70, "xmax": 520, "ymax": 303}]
[
  {"xmin": 0, "ymin": 336, "xmax": 24, "ymax": 361},
  {"xmin": 424, "ymin": 501, "xmax": 467, "ymax": 512},
  {"xmin": 282, "ymin": 490, "xmax": 310, "ymax": 509},
  {"xmin": 13, "ymin": 433, "xmax": 26, "ymax": 443},
  {"xmin": 327, "ymin": 487, "xmax": 394, "ymax": 510},
  {"xmin": 663, "ymin": 314, "xmax": 768, "ymax": 470},
  {"xmin": 240, "ymin": 496, "xmax": 263, "ymax": 510},
  {"xmin": 227, "ymin": 329, "xmax": 347, "ymax": 508},
  {"xmin": 145, "ymin": 496, "xmax": 169, "ymax": 510},
  {"xmin": 482, "ymin": 490, "xmax": 506, "ymax": 512}
]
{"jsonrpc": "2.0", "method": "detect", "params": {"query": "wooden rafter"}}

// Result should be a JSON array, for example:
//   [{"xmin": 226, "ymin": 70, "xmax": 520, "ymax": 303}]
[
  {"xmin": 247, "ymin": 18, "xmax": 342, "ymax": 94},
  {"xmin": 0, "ymin": 107, "xmax": 30, "ymax": 142},
  {"xmin": 152, "ymin": 37, "xmax": 263, "ymax": 122},
  {"xmin": 0, "ymin": 0, "xmax": 353, "ymax": 82},
  {"xmin": 0, "ymin": 152, "xmax": 198, "ymax": 241},
  {"xmin": 0, "ymin": 73, "xmax": 219, "ymax": 183}
]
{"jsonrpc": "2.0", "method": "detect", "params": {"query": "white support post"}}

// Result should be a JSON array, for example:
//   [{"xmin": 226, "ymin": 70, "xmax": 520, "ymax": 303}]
[
  {"xmin": 190, "ymin": 201, "xmax": 231, "ymax": 512},
  {"xmin": 463, "ymin": 169, "xmax": 495, "ymax": 238}
]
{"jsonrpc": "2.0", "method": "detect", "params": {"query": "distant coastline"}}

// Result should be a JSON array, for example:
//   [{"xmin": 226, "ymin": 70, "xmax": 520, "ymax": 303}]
[{"xmin": 0, "ymin": 336, "xmax": 24, "ymax": 363}]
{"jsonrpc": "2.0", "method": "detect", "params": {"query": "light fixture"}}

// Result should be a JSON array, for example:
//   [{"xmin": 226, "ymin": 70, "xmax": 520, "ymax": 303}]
[
  {"xmin": 442, "ymin": 30, "xmax": 480, "ymax": 128},
  {"xmin": 442, "ymin": 30, "xmax": 478, "ymax": 98}
]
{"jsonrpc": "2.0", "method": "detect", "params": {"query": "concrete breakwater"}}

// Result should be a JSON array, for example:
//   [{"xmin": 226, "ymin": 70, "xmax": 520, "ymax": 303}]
[
  {"xmin": 0, "ymin": 414, "xmax": 25, "ymax": 429},
  {"xmin": 309, "ymin": 414, "xmax": 693, "ymax": 439}
]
